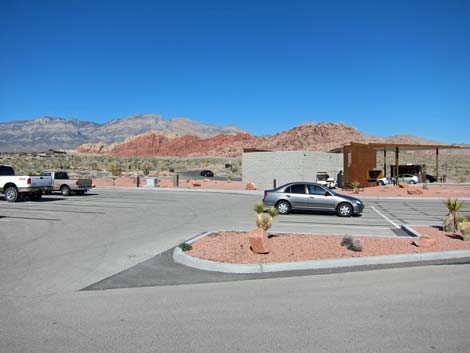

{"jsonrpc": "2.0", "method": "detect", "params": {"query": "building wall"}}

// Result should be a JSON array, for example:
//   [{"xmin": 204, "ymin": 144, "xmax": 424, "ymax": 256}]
[
  {"xmin": 343, "ymin": 143, "xmax": 377, "ymax": 187},
  {"xmin": 242, "ymin": 150, "xmax": 343, "ymax": 190}
]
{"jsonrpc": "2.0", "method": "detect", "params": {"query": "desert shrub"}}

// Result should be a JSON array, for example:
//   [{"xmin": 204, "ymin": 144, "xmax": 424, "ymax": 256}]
[
  {"xmin": 349, "ymin": 239, "xmax": 363, "ymax": 252},
  {"xmin": 350, "ymin": 181, "xmax": 361, "ymax": 194},
  {"xmin": 341, "ymin": 234, "xmax": 353, "ymax": 247},
  {"xmin": 459, "ymin": 222, "xmax": 470, "ymax": 241},
  {"xmin": 458, "ymin": 215, "xmax": 470, "ymax": 223},
  {"xmin": 443, "ymin": 198, "xmax": 465, "ymax": 232},
  {"xmin": 227, "ymin": 172, "xmax": 233, "ymax": 182},
  {"xmin": 340, "ymin": 234, "xmax": 362, "ymax": 252},
  {"xmin": 178, "ymin": 243, "xmax": 193, "ymax": 251}
]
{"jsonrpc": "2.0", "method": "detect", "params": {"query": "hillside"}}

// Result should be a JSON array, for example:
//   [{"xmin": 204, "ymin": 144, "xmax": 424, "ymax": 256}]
[
  {"xmin": 0, "ymin": 114, "xmax": 247, "ymax": 151},
  {"xmin": 76, "ymin": 122, "xmax": 444, "ymax": 157}
]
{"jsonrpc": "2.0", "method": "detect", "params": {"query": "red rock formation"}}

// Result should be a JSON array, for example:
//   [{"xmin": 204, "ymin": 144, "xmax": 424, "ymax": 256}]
[{"xmin": 75, "ymin": 122, "xmax": 443, "ymax": 158}]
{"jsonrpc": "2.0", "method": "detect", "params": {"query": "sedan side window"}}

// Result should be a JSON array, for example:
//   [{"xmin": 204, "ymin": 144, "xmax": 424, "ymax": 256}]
[
  {"xmin": 290, "ymin": 184, "xmax": 306, "ymax": 194},
  {"xmin": 308, "ymin": 185, "xmax": 326, "ymax": 195}
]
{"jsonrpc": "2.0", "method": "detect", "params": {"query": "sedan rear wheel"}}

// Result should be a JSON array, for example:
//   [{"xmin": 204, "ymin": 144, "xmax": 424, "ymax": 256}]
[
  {"xmin": 337, "ymin": 203, "xmax": 353, "ymax": 217},
  {"xmin": 276, "ymin": 200, "xmax": 291, "ymax": 215}
]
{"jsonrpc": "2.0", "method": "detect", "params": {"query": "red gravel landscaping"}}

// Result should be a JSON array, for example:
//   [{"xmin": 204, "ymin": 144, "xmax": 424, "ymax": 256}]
[{"xmin": 186, "ymin": 227, "xmax": 470, "ymax": 264}]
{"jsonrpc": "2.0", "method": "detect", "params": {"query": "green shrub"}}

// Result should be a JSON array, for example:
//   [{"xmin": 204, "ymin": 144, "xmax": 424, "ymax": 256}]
[{"xmin": 178, "ymin": 243, "xmax": 193, "ymax": 251}]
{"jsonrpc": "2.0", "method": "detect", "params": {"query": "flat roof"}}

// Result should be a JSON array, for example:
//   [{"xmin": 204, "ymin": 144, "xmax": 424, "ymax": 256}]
[
  {"xmin": 368, "ymin": 142, "xmax": 465, "ymax": 152},
  {"xmin": 330, "ymin": 142, "xmax": 468, "ymax": 153}
]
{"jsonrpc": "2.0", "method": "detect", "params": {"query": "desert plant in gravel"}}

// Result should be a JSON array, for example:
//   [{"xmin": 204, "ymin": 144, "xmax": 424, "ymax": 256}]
[
  {"xmin": 350, "ymin": 181, "xmax": 361, "ymax": 194},
  {"xmin": 459, "ymin": 222, "xmax": 470, "ymax": 241},
  {"xmin": 443, "ymin": 198, "xmax": 465, "ymax": 232},
  {"xmin": 254, "ymin": 202, "xmax": 278, "ymax": 231},
  {"xmin": 340, "ymin": 234, "xmax": 363, "ymax": 252}
]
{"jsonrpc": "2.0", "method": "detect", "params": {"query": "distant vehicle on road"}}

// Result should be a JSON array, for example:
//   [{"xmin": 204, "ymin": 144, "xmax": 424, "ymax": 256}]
[
  {"xmin": 263, "ymin": 182, "xmax": 364, "ymax": 217},
  {"xmin": 43, "ymin": 171, "xmax": 93, "ymax": 196},
  {"xmin": 200, "ymin": 170, "xmax": 214, "ymax": 177},
  {"xmin": 0, "ymin": 164, "xmax": 52, "ymax": 202}
]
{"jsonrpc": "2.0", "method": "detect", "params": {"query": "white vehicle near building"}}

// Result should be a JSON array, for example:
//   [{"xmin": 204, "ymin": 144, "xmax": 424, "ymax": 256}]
[
  {"xmin": 316, "ymin": 172, "xmax": 337, "ymax": 189},
  {"xmin": 0, "ymin": 165, "xmax": 53, "ymax": 202}
]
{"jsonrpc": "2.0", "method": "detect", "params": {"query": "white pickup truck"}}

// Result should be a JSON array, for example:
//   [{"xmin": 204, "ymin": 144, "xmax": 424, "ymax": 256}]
[
  {"xmin": 0, "ymin": 165, "xmax": 53, "ymax": 202},
  {"xmin": 43, "ymin": 171, "xmax": 93, "ymax": 196}
]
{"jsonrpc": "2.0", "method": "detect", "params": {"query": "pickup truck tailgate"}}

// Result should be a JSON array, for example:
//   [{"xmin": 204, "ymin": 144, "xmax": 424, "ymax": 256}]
[
  {"xmin": 77, "ymin": 178, "xmax": 92, "ymax": 188},
  {"xmin": 29, "ymin": 176, "xmax": 53, "ymax": 187}
]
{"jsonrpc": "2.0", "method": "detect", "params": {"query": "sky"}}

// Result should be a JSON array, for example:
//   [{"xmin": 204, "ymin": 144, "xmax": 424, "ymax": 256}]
[{"xmin": 1, "ymin": 0, "xmax": 469, "ymax": 143}]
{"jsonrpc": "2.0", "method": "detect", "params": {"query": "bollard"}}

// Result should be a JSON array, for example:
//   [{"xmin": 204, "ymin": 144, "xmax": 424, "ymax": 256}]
[
  {"xmin": 176, "ymin": 174, "xmax": 179, "ymax": 187},
  {"xmin": 136, "ymin": 175, "xmax": 140, "ymax": 188},
  {"xmin": 273, "ymin": 179, "xmax": 276, "ymax": 189}
]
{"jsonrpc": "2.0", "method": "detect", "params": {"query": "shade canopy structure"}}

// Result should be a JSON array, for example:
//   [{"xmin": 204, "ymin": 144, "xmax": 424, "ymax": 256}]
[{"xmin": 339, "ymin": 142, "xmax": 467, "ymax": 187}]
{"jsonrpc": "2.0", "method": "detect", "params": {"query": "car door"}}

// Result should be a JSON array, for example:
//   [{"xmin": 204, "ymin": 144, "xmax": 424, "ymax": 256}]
[
  {"xmin": 307, "ymin": 184, "xmax": 337, "ymax": 211},
  {"xmin": 284, "ymin": 184, "xmax": 310, "ymax": 210}
]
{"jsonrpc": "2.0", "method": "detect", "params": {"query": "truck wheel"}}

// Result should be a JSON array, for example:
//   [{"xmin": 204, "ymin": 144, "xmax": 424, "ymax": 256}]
[
  {"xmin": 5, "ymin": 186, "xmax": 18, "ymax": 202},
  {"xmin": 29, "ymin": 193, "xmax": 42, "ymax": 201},
  {"xmin": 61, "ymin": 185, "xmax": 71, "ymax": 196}
]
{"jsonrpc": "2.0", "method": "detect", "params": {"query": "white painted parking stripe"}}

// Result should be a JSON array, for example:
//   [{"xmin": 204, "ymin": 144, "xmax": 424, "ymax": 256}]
[{"xmin": 370, "ymin": 206, "xmax": 401, "ymax": 228}]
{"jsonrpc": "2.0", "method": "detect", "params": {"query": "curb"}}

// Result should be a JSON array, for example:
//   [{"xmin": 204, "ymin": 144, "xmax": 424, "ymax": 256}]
[{"xmin": 173, "ymin": 231, "xmax": 470, "ymax": 274}]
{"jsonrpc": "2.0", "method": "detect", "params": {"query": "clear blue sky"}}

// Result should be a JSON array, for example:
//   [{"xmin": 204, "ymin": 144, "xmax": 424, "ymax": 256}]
[{"xmin": 1, "ymin": 0, "xmax": 469, "ymax": 143}]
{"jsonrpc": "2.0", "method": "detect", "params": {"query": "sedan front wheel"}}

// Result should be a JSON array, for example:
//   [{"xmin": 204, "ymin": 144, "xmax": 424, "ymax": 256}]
[{"xmin": 337, "ymin": 203, "xmax": 353, "ymax": 217}]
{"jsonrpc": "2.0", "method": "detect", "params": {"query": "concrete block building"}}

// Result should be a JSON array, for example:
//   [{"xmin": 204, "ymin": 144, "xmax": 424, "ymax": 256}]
[{"xmin": 242, "ymin": 150, "xmax": 343, "ymax": 190}]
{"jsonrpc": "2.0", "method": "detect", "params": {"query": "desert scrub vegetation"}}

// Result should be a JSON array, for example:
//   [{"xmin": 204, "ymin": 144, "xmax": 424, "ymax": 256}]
[
  {"xmin": 0, "ymin": 152, "xmax": 241, "ymax": 179},
  {"xmin": 340, "ymin": 234, "xmax": 363, "ymax": 252}
]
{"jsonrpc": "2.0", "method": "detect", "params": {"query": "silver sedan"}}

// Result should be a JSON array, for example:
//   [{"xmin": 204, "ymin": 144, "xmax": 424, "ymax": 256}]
[{"xmin": 262, "ymin": 182, "xmax": 364, "ymax": 217}]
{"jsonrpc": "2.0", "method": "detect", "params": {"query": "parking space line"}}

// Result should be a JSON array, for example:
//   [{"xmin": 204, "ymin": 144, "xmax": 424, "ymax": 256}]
[{"xmin": 370, "ymin": 206, "xmax": 400, "ymax": 228}]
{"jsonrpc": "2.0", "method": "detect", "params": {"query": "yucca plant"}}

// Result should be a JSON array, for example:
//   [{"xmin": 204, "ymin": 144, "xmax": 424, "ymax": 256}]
[
  {"xmin": 254, "ymin": 202, "xmax": 278, "ymax": 231},
  {"xmin": 443, "ymin": 198, "xmax": 465, "ymax": 232}
]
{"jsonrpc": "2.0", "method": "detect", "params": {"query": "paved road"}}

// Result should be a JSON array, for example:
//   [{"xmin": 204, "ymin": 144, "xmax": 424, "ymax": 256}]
[{"xmin": 1, "ymin": 188, "xmax": 469, "ymax": 352}]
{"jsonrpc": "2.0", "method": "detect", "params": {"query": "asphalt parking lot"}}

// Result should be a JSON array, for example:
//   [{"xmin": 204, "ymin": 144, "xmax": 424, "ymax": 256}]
[
  {"xmin": 2, "ymin": 188, "xmax": 470, "ymax": 353},
  {"xmin": 1, "ymin": 188, "xmax": 469, "ymax": 291}
]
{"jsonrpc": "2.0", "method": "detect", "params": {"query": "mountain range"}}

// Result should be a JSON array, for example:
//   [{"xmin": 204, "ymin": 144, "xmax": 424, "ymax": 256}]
[
  {"xmin": 0, "ymin": 114, "xmax": 246, "ymax": 151},
  {"xmin": 0, "ymin": 114, "xmax": 447, "ymax": 157},
  {"xmin": 76, "ymin": 122, "xmax": 443, "ymax": 158}
]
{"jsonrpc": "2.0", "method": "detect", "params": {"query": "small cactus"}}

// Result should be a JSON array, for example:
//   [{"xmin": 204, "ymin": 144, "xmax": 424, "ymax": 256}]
[{"xmin": 254, "ymin": 202, "xmax": 278, "ymax": 231}]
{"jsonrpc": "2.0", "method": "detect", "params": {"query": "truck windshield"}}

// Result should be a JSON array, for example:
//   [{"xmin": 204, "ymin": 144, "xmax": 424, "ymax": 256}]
[{"xmin": 0, "ymin": 165, "xmax": 15, "ymax": 176}]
